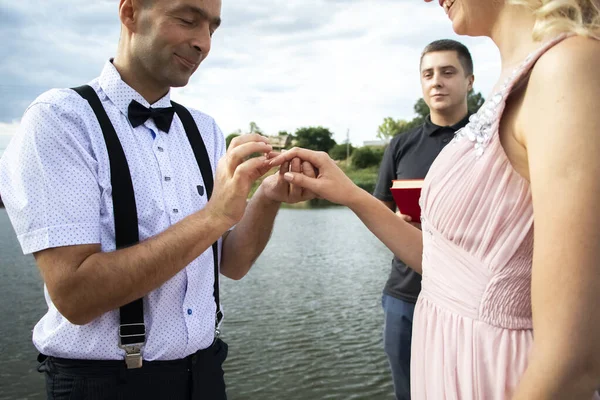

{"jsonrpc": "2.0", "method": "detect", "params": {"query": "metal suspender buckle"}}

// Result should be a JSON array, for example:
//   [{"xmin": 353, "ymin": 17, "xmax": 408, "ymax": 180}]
[
  {"xmin": 123, "ymin": 345, "xmax": 143, "ymax": 369},
  {"xmin": 214, "ymin": 309, "xmax": 224, "ymax": 339},
  {"xmin": 118, "ymin": 323, "xmax": 146, "ymax": 369}
]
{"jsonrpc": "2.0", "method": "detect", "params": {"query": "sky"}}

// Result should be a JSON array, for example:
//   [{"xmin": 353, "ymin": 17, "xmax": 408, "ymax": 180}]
[{"xmin": 0, "ymin": 0, "xmax": 501, "ymax": 152}]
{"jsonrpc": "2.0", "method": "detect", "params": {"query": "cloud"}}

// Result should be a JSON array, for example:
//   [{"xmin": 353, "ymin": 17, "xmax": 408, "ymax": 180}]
[
  {"xmin": 0, "ymin": 1, "xmax": 118, "ymax": 121},
  {"xmin": 0, "ymin": 122, "xmax": 20, "ymax": 136},
  {"xmin": 0, "ymin": 122, "xmax": 20, "ymax": 158},
  {"xmin": 0, "ymin": 0, "xmax": 500, "ymax": 145}
]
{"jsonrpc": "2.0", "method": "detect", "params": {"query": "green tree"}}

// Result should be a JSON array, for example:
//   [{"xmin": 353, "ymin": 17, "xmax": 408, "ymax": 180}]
[
  {"xmin": 352, "ymin": 147, "xmax": 384, "ymax": 169},
  {"xmin": 414, "ymin": 97, "xmax": 429, "ymax": 120},
  {"xmin": 467, "ymin": 91, "xmax": 485, "ymax": 114},
  {"xmin": 372, "ymin": 147, "xmax": 385, "ymax": 164},
  {"xmin": 226, "ymin": 133, "xmax": 240, "ymax": 149},
  {"xmin": 294, "ymin": 126, "xmax": 337, "ymax": 153},
  {"xmin": 377, "ymin": 117, "xmax": 412, "ymax": 140},
  {"xmin": 249, "ymin": 121, "xmax": 263, "ymax": 135},
  {"xmin": 329, "ymin": 143, "xmax": 354, "ymax": 161}
]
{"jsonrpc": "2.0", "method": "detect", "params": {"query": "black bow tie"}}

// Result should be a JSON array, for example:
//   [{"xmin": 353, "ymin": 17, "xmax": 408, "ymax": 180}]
[{"xmin": 128, "ymin": 100, "xmax": 175, "ymax": 133}]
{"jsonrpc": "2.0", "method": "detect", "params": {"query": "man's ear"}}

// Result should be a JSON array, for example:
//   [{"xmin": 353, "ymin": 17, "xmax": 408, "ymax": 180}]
[
  {"xmin": 119, "ymin": 0, "xmax": 143, "ymax": 34},
  {"xmin": 467, "ymin": 74, "xmax": 475, "ymax": 92}
]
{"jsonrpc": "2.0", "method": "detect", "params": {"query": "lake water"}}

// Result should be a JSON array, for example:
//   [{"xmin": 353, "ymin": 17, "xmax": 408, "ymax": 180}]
[{"xmin": 0, "ymin": 207, "xmax": 395, "ymax": 399}]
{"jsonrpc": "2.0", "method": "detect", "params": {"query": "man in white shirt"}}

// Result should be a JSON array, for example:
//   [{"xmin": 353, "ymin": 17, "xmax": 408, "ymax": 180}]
[{"xmin": 0, "ymin": 0, "xmax": 314, "ymax": 399}]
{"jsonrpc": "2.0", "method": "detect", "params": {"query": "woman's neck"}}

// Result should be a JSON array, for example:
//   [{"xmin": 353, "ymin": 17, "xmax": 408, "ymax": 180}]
[{"xmin": 489, "ymin": 3, "xmax": 541, "ymax": 76}]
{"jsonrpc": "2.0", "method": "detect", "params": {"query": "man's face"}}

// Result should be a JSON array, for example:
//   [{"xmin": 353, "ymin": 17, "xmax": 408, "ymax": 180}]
[
  {"xmin": 130, "ymin": 0, "xmax": 222, "ymax": 88},
  {"xmin": 420, "ymin": 50, "xmax": 473, "ymax": 115}
]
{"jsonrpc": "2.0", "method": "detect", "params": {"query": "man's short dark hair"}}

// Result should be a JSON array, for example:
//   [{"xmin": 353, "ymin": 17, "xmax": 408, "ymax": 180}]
[{"xmin": 420, "ymin": 39, "xmax": 474, "ymax": 76}]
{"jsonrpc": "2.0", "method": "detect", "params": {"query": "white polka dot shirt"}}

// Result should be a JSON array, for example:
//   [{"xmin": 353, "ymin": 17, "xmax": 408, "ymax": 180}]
[{"xmin": 0, "ymin": 61, "xmax": 226, "ymax": 361}]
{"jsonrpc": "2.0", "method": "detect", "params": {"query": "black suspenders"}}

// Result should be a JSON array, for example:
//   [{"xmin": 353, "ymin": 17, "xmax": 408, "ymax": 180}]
[
  {"xmin": 72, "ymin": 85, "xmax": 222, "ymax": 368},
  {"xmin": 170, "ymin": 102, "xmax": 223, "ymax": 330}
]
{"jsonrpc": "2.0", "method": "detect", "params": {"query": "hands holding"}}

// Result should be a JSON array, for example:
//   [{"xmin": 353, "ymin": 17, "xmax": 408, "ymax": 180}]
[
  {"xmin": 206, "ymin": 135, "xmax": 321, "ymax": 228},
  {"xmin": 260, "ymin": 153, "xmax": 318, "ymax": 204},
  {"xmin": 207, "ymin": 135, "xmax": 414, "ymax": 233},
  {"xmin": 267, "ymin": 147, "xmax": 362, "ymax": 207}
]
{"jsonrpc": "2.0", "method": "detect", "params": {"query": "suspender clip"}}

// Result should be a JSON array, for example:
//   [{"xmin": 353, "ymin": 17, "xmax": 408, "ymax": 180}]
[
  {"xmin": 123, "ymin": 345, "xmax": 143, "ymax": 369},
  {"xmin": 119, "ymin": 323, "xmax": 146, "ymax": 369}
]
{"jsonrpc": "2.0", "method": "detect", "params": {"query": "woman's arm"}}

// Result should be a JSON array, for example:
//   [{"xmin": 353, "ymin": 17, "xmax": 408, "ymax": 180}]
[
  {"xmin": 348, "ymin": 188, "xmax": 423, "ymax": 273},
  {"xmin": 269, "ymin": 149, "xmax": 423, "ymax": 273},
  {"xmin": 513, "ymin": 37, "xmax": 600, "ymax": 399}
]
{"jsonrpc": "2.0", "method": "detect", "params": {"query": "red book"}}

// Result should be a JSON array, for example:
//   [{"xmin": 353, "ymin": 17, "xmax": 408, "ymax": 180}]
[{"xmin": 390, "ymin": 179, "xmax": 423, "ymax": 222}]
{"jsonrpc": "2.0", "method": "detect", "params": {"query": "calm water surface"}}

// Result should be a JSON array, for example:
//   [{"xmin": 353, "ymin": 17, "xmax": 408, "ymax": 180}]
[{"xmin": 0, "ymin": 208, "xmax": 394, "ymax": 400}]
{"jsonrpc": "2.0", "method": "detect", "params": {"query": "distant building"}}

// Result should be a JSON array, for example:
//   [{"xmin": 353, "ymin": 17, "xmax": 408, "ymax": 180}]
[
  {"xmin": 363, "ymin": 138, "xmax": 391, "ymax": 148},
  {"xmin": 240, "ymin": 132, "xmax": 293, "ymax": 151},
  {"xmin": 267, "ymin": 135, "xmax": 292, "ymax": 151}
]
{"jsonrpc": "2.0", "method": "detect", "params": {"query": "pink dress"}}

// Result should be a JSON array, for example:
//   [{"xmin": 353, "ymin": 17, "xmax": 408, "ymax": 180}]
[{"xmin": 411, "ymin": 34, "xmax": 600, "ymax": 399}]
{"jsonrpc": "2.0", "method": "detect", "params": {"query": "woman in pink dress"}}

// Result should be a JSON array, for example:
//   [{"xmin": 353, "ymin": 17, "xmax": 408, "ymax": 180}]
[{"xmin": 269, "ymin": 0, "xmax": 600, "ymax": 398}]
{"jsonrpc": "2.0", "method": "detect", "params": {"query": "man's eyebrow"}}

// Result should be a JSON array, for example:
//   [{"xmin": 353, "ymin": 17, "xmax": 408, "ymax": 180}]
[
  {"xmin": 421, "ymin": 65, "xmax": 458, "ymax": 73},
  {"xmin": 175, "ymin": 5, "xmax": 222, "ymax": 27},
  {"xmin": 439, "ymin": 65, "xmax": 458, "ymax": 70}
]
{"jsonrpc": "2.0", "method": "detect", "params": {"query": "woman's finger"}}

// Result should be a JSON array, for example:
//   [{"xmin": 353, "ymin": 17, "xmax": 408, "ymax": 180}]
[
  {"xmin": 268, "ymin": 148, "xmax": 328, "ymax": 168},
  {"xmin": 301, "ymin": 160, "xmax": 317, "ymax": 200}
]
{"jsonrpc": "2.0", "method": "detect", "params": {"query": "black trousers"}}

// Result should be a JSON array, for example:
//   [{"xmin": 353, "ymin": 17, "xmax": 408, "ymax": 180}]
[{"xmin": 37, "ymin": 339, "xmax": 228, "ymax": 400}]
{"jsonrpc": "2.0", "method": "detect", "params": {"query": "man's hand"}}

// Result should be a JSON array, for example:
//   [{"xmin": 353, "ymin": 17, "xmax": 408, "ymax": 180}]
[
  {"xmin": 396, "ymin": 211, "xmax": 422, "ymax": 230},
  {"xmin": 205, "ymin": 134, "xmax": 273, "ymax": 227},
  {"xmin": 260, "ymin": 155, "xmax": 317, "ymax": 204}
]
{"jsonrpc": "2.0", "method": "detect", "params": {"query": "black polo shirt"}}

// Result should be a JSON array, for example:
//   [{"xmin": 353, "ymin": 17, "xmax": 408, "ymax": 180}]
[{"xmin": 373, "ymin": 113, "xmax": 470, "ymax": 303}]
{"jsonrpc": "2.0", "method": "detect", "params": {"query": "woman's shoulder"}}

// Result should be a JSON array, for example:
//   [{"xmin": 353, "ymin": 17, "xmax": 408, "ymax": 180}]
[
  {"xmin": 531, "ymin": 35, "xmax": 600, "ymax": 82},
  {"xmin": 519, "ymin": 34, "xmax": 600, "ymax": 147},
  {"xmin": 522, "ymin": 35, "xmax": 599, "ymax": 111}
]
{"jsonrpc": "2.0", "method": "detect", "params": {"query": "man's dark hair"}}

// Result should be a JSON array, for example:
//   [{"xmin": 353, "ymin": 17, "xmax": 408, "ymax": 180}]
[{"xmin": 420, "ymin": 39, "xmax": 474, "ymax": 76}]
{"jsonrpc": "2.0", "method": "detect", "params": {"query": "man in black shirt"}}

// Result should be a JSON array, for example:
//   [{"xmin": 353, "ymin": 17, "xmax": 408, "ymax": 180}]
[{"xmin": 373, "ymin": 39, "xmax": 475, "ymax": 400}]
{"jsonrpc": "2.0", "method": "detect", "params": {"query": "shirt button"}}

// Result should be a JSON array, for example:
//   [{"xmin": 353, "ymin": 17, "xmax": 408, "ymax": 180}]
[
  {"xmin": 173, "ymin": 209, "xmax": 179, "ymax": 214},
  {"xmin": 442, "ymin": 138, "xmax": 450, "ymax": 143},
  {"xmin": 164, "ymin": 176, "xmax": 171, "ymax": 182},
  {"xmin": 187, "ymin": 309, "xmax": 193, "ymax": 315},
  {"xmin": 157, "ymin": 146, "xmax": 164, "ymax": 152}
]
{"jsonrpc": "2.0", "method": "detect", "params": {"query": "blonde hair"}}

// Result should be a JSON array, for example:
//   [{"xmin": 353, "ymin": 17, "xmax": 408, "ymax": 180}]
[{"xmin": 510, "ymin": 0, "xmax": 600, "ymax": 40}]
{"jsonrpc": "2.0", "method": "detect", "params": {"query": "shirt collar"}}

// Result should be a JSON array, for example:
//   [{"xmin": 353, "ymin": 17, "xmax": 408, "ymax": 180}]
[
  {"xmin": 98, "ymin": 59, "xmax": 172, "ymax": 119},
  {"xmin": 423, "ymin": 113, "xmax": 471, "ymax": 136}
]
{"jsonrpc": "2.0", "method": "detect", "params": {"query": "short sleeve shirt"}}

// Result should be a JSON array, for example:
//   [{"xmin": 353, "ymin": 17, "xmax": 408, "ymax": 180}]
[{"xmin": 0, "ymin": 61, "xmax": 226, "ymax": 360}]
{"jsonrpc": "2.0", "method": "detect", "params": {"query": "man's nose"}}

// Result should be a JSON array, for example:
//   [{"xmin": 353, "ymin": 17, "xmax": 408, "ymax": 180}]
[
  {"xmin": 430, "ymin": 73, "xmax": 443, "ymax": 88},
  {"xmin": 190, "ymin": 31, "xmax": 211, "ymax": 58}
]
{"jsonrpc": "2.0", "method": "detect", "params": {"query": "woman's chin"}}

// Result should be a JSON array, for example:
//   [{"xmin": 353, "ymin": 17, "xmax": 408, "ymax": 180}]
[
  {"xmin": 450, "ymin": 17, "xmax": 467, "ymax": 35},
  {"xmin": 451, "ymin": 17, "xmax": 487, "ymax": 37},
  {"xmin": 451, "ymin": 20, "xmax": 474, "ymax": 36}
]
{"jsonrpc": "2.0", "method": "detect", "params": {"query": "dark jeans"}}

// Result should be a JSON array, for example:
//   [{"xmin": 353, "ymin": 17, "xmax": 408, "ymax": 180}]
[
  {"xmin": 382, "ymin": 294, "xmax": 416, "ymax": 400},
  {"xmin": 37, "ymin": 339, "xmax": 228, "ymax": 400}
]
